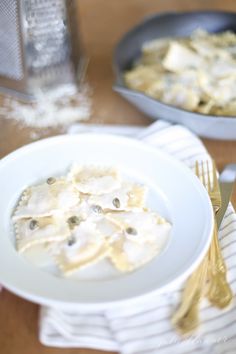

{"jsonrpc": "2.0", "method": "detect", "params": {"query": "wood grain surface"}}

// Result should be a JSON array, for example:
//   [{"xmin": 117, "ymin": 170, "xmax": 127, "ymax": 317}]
[{"xmin": 0, "ymin": 1, "xmax": 236, "ymax": 353}]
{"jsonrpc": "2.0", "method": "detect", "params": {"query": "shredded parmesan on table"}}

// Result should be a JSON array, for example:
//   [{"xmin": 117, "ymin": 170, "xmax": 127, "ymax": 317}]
[{"xmin": 0, "ymin": 83, "xmax": 92, "ymax": 129}]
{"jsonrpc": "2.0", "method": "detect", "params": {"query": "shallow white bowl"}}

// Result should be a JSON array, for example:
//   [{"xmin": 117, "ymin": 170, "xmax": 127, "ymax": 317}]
[{"xmin": 0, "ymin": 134, "xmax": 213, "ymax": 310}]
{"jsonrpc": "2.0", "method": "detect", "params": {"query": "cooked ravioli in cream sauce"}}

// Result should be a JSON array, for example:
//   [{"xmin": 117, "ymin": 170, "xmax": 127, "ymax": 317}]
[{"xmin": 12, "ymin": 165, "xmax": 171, "ymax": 276}]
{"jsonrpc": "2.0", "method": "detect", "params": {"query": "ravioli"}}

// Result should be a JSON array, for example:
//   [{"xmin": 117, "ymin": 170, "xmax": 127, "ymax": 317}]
[
  {"xmin": 13, "ymin": 178, "xmax": 80, "ymax": 220},
  {"xmin": 124, "ymin": 65, "xmax": 162, "ymax": 92},
  {"xmin": 109, "ymin": 237, "xmax": 162, "ymax": 272},
  {"xmin": 163, "ymin": 42, "xmax": 202, "ymax": 72},
  {"xmin": 15, "ymin": 216, "xmax": 70, "ymax": 253},
  {"xmin": 69, "ymin": 165, "xmax": 121, "ymax": 195},
  {"xmin": 106, "ymin": 210, "xmax": 170, "ymax": 243},
  {"xmin": 12, "ymin": 165, "xmax": 172, "ymax": 276},
  {"xmin": 162, "ymin": 84, "xmax": 200, "ymax": 111},
  {"xmin": 51, "ymin": 221, "xmax": 110, "ymax": 275},
  {"xmin": 199, "ymin": 73, "xmax": 236, "ymax": 105},
  {"xmin": 124, "ymin": 29, "xmax": 236, "ymax": 116},
  {"xmin": 88, "ymin": 182, "xmax": 147, "ymax": 211},
  {"xmin": 142, "ymin": 38, "xmax": 171, "ymax": 65},
  {"xmin": 106, "ymin": 210, "xmax": 171, "ymax": 271}
]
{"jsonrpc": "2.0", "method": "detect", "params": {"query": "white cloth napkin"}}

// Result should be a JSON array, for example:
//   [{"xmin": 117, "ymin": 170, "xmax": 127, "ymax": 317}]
[{"xmin": 39, "ymin": 121, "xmax": 236, "ymax": 354}]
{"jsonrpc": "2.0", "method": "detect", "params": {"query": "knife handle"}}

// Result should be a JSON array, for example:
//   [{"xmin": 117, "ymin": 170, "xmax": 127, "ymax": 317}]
[
  {"xmin": 171, "ymin": 256, "xmax": 208, "ymax": 334},
  {"xmin": 172, "ymin": 289, "xmax": 201, "ymax": 334},
  {"xmin": 207, "ymin": 222, "xmax": 233, "ymax": 309},
  {"xmin": 207, "ymin": 274, "xmax": 233, "ymax": 309}
]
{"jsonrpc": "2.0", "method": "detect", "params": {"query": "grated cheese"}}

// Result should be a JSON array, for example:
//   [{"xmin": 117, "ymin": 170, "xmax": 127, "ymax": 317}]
[{"xmin": 0, "ymin": 83, "xmax": 92, "ymax": 129}]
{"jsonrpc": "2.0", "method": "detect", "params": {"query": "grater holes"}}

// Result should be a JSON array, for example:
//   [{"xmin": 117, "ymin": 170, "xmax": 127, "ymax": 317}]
[
  {"xmin": 0, "ymin": 0, "xmax": 24, "ymax": 80},
  {"xmin": 24, "ymin": 0, "xmax": 69, "ymax": 73}
]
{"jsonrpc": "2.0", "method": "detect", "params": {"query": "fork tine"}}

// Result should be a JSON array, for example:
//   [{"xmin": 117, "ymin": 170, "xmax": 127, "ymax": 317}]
[
  {"xmin": 201, "ymin": 161, "xmax": 207, "ymax": 189},
  {"xmin": 206, "ymin": 160, "xmax": 211, "ymax": 192},
  {"xmin": 212, "ymin": 160, "xmax": 218, "ymax": 191},
  {"xmin": 195, "ymin": 160, "xmax": 200, "ymax": 178}
]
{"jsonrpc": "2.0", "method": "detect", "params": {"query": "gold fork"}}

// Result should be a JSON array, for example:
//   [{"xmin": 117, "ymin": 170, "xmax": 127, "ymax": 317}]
[
  {"xmin": 172, "ymin": 160, "xmax": 232, "ymax": 334},
  {"xmin": 171, "ymin": 162, "xmax": 210, "ymax": 334},
  {"xmin": 201, "ymin": 160, "xmax": 233, "ymax": 308}
]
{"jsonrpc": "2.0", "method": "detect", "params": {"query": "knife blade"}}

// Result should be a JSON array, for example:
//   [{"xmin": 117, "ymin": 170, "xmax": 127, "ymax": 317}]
[{"xmin": 216, "ymin": 164, "xmax": 236, "ymax": 229}]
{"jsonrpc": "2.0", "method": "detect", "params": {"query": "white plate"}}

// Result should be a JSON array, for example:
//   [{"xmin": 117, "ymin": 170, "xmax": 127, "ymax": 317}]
[{"xmin": 0, "ymin": 134, "xmax": 213, "ymax": 310}]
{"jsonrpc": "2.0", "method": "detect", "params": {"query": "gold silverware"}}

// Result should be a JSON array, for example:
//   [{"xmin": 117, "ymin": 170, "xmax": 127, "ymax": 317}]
[
  {"xmin": 171, "ymin": 256, "xmax": 208, "ymax": 334},
  {"xmin": 171, "ymin": 161, "xmax": 210, "ymax": 334},
  {"xmin": 172, "ymin": 160, "xmax": 233, "ymax": 335},
  {"xmin": 203, "ymin": 161, "xmax": 233, "ymax": 308},
  {"xmin": 216, "ymin": 164, "xmax": 236, "ymax": 228}
]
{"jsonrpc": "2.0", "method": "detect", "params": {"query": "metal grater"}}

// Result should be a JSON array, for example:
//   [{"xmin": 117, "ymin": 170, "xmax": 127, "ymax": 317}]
[{"xmin": 0, "ymin": 0, "xmax": 84, "ymax": 99}]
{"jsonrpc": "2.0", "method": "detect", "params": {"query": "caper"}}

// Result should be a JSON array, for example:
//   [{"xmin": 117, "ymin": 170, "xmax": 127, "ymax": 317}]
[
  {"xmin": 67, "ymin": 216, "xmax": 81, "ymax": 227},
  {"xmin": 46, "ymin": 177, "xmax": 56, "ymax": 185},
  {"xmin": 29, "ymin": 219, "xmax": 39, "ymax": 230},
  {"xmin": 67, "ymin": 236, "xmax": 76, "ymax": 246},
  {"xmin": 91, "ymin": 205, "xmax": 103, "ymax": 214},
  {"xmin": 125, "ymin": 227, "xmax": 137, "ymax": 235},
  {"xmin": 112, "ymin": 197, "xmax": 120, "ymax": 208}
]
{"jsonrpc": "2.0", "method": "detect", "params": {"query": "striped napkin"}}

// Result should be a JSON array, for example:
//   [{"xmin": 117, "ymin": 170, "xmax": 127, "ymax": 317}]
[{"xmin": 39, "ymin": 121, "xmax": 236, "ymax": 354}]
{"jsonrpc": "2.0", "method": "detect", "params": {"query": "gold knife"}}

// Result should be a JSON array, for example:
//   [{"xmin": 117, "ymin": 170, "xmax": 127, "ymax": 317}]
[
  {"xmin": 216, "ymin": 164, "xmax": 236, "ymax": 228},
  {"xmin": 206, "ymin": 164, "xmax": 236, "ymax": 309}
]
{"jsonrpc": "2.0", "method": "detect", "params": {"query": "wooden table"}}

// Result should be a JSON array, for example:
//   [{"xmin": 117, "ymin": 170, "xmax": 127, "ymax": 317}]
[{"xmin": 1, "ymin": 1, "xmax": 236, "ymax": 353}]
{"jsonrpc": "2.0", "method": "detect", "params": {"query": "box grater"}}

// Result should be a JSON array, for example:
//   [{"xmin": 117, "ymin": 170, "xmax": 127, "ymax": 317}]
[{"xmin": 0, "ymin": 0, "xmax": 84, "ymax": 99}]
